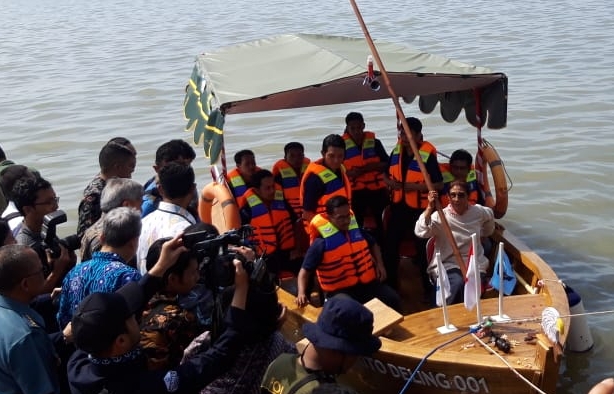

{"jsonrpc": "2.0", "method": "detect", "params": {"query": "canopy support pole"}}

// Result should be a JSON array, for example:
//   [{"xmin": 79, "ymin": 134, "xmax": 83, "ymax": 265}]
[{"xmin": 349, "ymin": 0, "xmax": 467, "ymax": 276}]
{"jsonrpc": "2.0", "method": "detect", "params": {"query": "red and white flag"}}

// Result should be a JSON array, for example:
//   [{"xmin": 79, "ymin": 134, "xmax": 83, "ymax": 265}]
[{"xmin": 464, "ymin": 239, "xmax": 478, "ymax": 311}]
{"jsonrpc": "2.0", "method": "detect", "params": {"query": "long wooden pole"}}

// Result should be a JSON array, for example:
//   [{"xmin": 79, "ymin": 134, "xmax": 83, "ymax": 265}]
[{"xmin": 349, "ymin": 0, "xmax": 467, "ymax": 276}]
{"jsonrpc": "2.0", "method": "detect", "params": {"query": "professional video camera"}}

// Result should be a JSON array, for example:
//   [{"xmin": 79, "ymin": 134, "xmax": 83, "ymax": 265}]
[
  {"xmin": 183, "ymin": 225, "xmax": 268, "ymax": 288},
  {"xmin": 41, "ymin": 210, "xmax": 80, "ymax": 258}
]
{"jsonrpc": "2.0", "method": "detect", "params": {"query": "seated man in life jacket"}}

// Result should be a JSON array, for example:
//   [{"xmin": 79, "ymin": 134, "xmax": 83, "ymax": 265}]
[
  {"xmin": 295, "ymin": 196, "xmax": 401, "ymax": 312},
  {"xmin": 226, "ymin": 149, "xmax": 260, "ymax": 208},
  {"xmin": 239, "ymin": 169, "xmax": 298, "ymax": 276},
  {"xmin": 342, "ymin": 112, "xmax": 389, "ymax": 245},
  {"xmin": 439, "ymin": 149, "xmax": 481, "ymax": 207}
]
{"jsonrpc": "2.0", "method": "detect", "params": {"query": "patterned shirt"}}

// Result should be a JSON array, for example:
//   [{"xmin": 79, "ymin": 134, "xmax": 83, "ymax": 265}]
[
  {"xmin": 136, "ymin": 201, "xmax": 196, "ymax": 274},
  {"xmin": 57, "ymin": 251, "xmax": 142, "ymax": 328},
  {"xmin": 139, "ymin": 293, "xmax": 203, "ymax": 371},
  {"xmin": 77, "ymin": 174, "xmax": 106, "ymax": 239}
]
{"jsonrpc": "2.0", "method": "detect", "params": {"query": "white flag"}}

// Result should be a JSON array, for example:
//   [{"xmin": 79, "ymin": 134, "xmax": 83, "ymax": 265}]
[
  {"xmin": 435, "ymin": 263, "xmax": 451, "ymax": 307},
  {"xmin": 464, "ymin": 242, "xmax": 478, "ymax": 310}
]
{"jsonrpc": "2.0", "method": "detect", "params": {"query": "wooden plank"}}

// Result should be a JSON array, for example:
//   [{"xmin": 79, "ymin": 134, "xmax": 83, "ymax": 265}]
[{"xmin": 364, "ymin": 297, "xmax": 404, "ymax": 336}]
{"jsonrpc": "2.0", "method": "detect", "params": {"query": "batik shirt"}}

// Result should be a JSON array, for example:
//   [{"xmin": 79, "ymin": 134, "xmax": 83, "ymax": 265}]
[
  {"xmin": 76, "ymin": 174, "xmax": 106, "ymax": 239},
  {"xmin": 139, "ymin": 293, "xmax": 203, "ymax": 371},
  {"xmin": 57, "ymin": 251, "xmax": 141, "ymax": 328}
]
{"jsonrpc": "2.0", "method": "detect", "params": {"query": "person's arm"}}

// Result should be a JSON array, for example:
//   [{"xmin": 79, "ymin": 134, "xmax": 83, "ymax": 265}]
[
  {"xmin": 43, "ymin": 244, "xmax": 75, "ymax": 293},
  {"xmin": 369, "ymin": 242, "xmax": 387, "ymax": 282},
  {"xmin": 481, "ymin": 206, "xmax": 496, "ymax": 237},
  {"xmin": 296, "ymin": 239, "xmax": 324, "ymax": 307},
  {"xmin": 239, "ymin": 205, "xmax": 252, "ymax": 225},
  {"xmin": 296, "ymin": 268, "xmax": 312, "ymax": 307},
  {"xmin": 589, "ymin": 378, "xmax": 614, "ymax": 394},
  {"xmin": 414, "ymin": 191, "xmax": 438, "ymax": 238},
  {"xmin": 301, "ymin": 174, "xmax": 322, "ymax": 222},
  {"xmin": 140, "ymin": 259, "xmax": 250, "ymax": 393}
]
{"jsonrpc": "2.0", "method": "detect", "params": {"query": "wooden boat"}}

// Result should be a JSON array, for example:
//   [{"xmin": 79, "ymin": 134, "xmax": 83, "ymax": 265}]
[{"xmin": 185, "ymin": 34, "xmax": 569, "ymax": 394}]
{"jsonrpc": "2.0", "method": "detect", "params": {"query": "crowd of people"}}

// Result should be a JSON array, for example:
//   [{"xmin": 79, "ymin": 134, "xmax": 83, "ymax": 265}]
[{"xmin": 2, "ymin": 115, "xmax": 605, "ymax": 393}]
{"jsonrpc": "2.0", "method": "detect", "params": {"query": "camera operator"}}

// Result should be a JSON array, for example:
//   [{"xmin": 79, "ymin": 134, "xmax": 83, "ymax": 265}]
[
  {"xmin": 67, "ymin": 234, "xmax": 252, "ymax": 394},
  {"xmin": 12, "ymin": 175, "xmax": 76, "ymax": 294}
]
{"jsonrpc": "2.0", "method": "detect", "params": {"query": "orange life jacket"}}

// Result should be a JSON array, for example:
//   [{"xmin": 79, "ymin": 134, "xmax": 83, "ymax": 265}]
[
  {"xmin": 343, "ymin": 131, "xmax": 386, "ymax": 191},
  {"xmin": 308, "ymin": 213, "xmax": 376, "ymax": 292},
  {"xmin": 272, "ymin": 158, "xmax": 309, "ymax": 218},
  {"xmin": 439, "ymin": 163, "xmax": 479, "ymax": 206},
  {"xmin": 244, "ymin": 188, "xmax": 295, "ymax": 255},
  {"xmin": 300, "ymin": 159, "xmax": 352, "ymax": 215},
  {"xmin": 388, "ymin": 140, "xmax": 436, "ymax": 209},
  {"xmin": 226, "ymin": 167, "xmax": 261, "ymax": 207}
]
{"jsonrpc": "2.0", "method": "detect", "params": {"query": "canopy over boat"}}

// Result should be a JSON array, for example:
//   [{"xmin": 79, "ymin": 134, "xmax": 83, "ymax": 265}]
[{"xmin": 187, "ymin": 33, "xmax": 507, "ymax": 129}]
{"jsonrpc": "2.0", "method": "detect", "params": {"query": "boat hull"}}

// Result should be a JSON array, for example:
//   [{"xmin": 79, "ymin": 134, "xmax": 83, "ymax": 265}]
[{"xmin": 277, "ymin": 225, "xmax": 568, "ymax": 394}]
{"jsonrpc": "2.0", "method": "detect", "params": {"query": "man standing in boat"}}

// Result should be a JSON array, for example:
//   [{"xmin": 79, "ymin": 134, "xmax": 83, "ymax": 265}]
[
  {"xmin": 342, "ymin": 112, "xmax": 389, "ymax": 244},
  {"xmin": 383, "ymin": 117, "xmax": 443, "ymax": 294},
  {"xmin": 295, "ymin": 196, "xmax": 400, "ymax": 312},
  {"xmin": 226, "ymin": 149, "xmax": 260, "ymax": 208},
  {"xmin": 272, "ymin": 142, "xmax": 311, "ymax": 261},
  {"xmin": 300, "ymin": 134, "xmax": 352, "ymax": 225}
]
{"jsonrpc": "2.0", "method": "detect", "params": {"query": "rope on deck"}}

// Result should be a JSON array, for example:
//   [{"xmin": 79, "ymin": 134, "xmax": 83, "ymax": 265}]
[{"xmin": 472, "ymin": 333, "xmax": 547, "ymax": 394}]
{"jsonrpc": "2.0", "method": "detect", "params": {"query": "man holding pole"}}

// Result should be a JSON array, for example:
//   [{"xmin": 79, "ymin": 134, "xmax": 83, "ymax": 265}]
[
  {"xmin": 383, "ymin": 117, "xmax": 443, "ymax": 293},
  {"xmin": 414, "ymin": 181, "xmax": 494, "ymax": 305}
]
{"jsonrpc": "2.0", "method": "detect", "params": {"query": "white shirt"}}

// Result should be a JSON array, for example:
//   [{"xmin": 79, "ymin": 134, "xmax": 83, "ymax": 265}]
[
  {"xmin": 136, "ymin": 201, "xmax": 196, "ymax": 274},
  {"xmin": 415, "ymin": 204, "xmax": 495, "ymax": 274},
  {"xmin": 1, "ymin": 201, "xmax": 23, "ymax": 237}
]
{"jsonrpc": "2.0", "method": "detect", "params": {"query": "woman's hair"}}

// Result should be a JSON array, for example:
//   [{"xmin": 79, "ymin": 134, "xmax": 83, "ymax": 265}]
[{"xmin": 145, "ymin": 237, "xmax": 196, "ymax": 284}]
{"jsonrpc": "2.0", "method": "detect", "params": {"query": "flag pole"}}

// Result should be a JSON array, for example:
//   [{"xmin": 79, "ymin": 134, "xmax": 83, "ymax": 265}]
[
  {"xmin": 492, "ymin": 241, "xmax": 510, "ymax": 322},
  {"xmin": 471, "ymin": 233, "xmax": 482, "ymax": 323},
  {"xmin": 435, "ymin": 252, "xmax": 457, "ymax": 334},
  {"xmin": 348, "ymin": 0, "xmax": 467, "ymax": 277}
]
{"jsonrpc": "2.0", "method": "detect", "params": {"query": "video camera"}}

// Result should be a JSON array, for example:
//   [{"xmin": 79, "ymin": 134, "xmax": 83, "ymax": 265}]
[
  {"xmin": 41, "ymin": 210, "xmax": 81, "ymax": 258},
  {"xmin": 183, "ymin": 225, "xmax": 268, "ymax": 288}
]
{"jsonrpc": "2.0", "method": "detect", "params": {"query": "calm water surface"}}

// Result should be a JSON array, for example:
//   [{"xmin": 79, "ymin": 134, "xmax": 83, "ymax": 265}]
[{"xmin": 2, "ymin": 0, "xmax": 613, "ymax": 392}]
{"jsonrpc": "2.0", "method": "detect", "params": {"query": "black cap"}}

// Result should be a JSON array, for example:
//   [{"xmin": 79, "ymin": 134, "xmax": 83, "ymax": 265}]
[{"xmin": 71, "ymin": 282, "xmax": 143, "ymax": 354}]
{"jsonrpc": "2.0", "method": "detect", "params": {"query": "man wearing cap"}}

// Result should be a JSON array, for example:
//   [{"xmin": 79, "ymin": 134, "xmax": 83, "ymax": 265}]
[
  {"xmin": 67, "ymin": 234, "xmax": 252, "ymax": 394},
  {"xmin": 261, "ymin": 295, "xmax": 381, "ymax": 393},
  {"xmin": 0, "ymin": 244, "xmax": 71, "ymax": 394}
]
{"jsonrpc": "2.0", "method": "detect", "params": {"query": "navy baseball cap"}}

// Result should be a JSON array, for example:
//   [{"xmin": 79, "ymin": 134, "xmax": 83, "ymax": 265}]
[{"xmin": 71, "ymin": 281, "xmax": 143, "ymax": 355}]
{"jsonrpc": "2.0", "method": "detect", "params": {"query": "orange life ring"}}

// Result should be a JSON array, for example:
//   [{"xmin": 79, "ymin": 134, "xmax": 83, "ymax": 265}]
[
  {"xmin": 479, "ymin": 143, "xmax": 508, "ymax": 219},
  {"xmin": 198, "ymin": 182, "xmax": 241, "ymax": 233}
]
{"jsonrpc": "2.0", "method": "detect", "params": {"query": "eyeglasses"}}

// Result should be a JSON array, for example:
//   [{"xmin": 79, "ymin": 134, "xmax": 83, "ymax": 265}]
[
  {"xmin": 34, "ymin": 196, "xmax": 59, "ymax": 206},
  {"xmin": 449, "ymin": 192, "xmax": 467, "ymax": 198}
]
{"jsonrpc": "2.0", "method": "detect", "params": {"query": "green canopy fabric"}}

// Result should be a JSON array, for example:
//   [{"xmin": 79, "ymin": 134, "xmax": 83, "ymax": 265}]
[{"xmin": 184, "ymin": 34, "xmax": 508, "ymax": 163}]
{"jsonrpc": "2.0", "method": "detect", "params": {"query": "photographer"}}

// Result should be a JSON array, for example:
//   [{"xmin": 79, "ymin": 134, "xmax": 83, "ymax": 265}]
[
  {"xmin": 12, "ymin": 175, "xmax": 76, "ymax": 294},
  {"xmin": 67, "ymin": 234, "xmax": 252, "ymax": 394}
]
